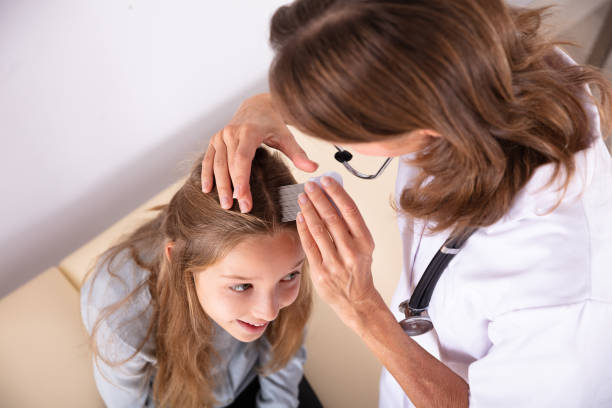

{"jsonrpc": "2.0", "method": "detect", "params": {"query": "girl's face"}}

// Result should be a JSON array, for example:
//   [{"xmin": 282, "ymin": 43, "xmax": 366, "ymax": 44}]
[{"xmin": 193, "ymin": 229, "xmax": 305, "ymax": 342}]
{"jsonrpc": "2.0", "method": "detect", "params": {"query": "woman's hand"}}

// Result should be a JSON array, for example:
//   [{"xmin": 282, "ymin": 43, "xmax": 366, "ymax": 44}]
[
  {"xmin": 295, "ymin": 169, "xmax": 470, "ymax": 408},
  {"xmin": 201, "ymin": 93, "xmax": 318, "ymax": 213},
  {"xmin": 296, "ymin": 176, "xmax": 384, "ymax": 329}
]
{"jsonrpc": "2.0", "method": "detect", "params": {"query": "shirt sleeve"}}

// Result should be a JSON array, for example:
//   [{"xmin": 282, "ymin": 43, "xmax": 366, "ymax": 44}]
[
  {"xmin": 81, "ymin": 256, "xmax": 156, "ymax": 408},
  {"xmin": 255, "ymin": 341, "xmax": 306, "ymax": 408},
  {"xmin": 467, "ymin": 300, "xmax": 612, "ymax": 407},
  {"xmin": 84, "ymin": 302, "xmax": 155, "ymax": 408},
  {"xmin": 91, "ymin": 347, "xmax": 153, "ymax": 408}
]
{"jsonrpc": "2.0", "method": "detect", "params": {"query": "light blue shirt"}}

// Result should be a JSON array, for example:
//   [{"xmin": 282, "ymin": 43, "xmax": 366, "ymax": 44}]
[{"xmin": 80, "ymin": 250, "xmax": 306, "ymax": 408}]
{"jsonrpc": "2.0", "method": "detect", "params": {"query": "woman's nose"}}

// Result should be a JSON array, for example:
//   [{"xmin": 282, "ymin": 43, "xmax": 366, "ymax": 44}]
[{"xmin": 253, "ymin": 291, "xmax": 280, "ymax": 321}]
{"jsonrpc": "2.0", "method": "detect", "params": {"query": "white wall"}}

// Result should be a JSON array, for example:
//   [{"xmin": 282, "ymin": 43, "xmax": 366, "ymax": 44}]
[{"xmin": 0, "ymin": 0, "xmax": 289, "ymax": 297}]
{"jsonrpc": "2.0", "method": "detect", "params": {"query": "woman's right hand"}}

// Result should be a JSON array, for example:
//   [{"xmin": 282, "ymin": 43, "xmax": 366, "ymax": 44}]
[{"xmin": 201, "ymin": 93, "xmax": 318, "ymax": 213}]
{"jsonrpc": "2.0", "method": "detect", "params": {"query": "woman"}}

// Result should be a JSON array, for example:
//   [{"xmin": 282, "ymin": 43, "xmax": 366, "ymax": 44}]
[
  {"xmin": 202, "ymin": 0, "xmax": 612, "ymax": 406},
  {"xmin": 82, "ymin": 148, "xmax": 321, "ymax": 407}
]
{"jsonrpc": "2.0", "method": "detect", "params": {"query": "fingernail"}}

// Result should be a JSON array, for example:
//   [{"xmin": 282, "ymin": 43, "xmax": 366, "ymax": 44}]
[
  {"xmin": 297, "ymin": 212, "xmax": 304, "ymax": 223},
  {"xmin": 202, "ymin": 182, "xmax": 210, "ymax": 192},
  {"xmin": 321, "ymin": 176, "xmax": 332, "ymax": 187},
  {"xmin": 305, "ymin": 182, "xmax": 316, "ymax": 193},
  {"xmin": 239, "ymin": 200, "xmax": 249, "ymax": 213},
  {"xmin": 234, "ymin": 184, "xmax": 242, "ymax": 197},
  {"xmin": 221, "ymin": 197, "xmax": 232, "ymax": 209},
  {"xmin": 298, "ymin": 193, "xmax": 308, "ymax": 205}
]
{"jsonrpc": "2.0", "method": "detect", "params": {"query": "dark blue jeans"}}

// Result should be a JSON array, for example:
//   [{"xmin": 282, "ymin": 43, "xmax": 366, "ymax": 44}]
[{"xmin": 227, "ymin": 376, "xmax": 324, "ymax": 408}]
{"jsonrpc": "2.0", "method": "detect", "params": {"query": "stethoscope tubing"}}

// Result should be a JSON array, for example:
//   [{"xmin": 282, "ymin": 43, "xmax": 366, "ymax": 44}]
[
  {"xmin": 400, "ymin": 228, "xmax": 477, "ymax": 336},
  {"xmin": 409, "ymin": 246, "xmax": 458, "ymax": 310}
]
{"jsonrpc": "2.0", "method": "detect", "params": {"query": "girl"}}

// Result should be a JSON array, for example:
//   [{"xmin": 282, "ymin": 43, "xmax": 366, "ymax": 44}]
[
  {"xmin": 81, "ymin": 148, "xmax": 321, "ymax": 407},
  {"xmin": 202, "ymin": 0, "xmax": 612, "ymax": 406}
]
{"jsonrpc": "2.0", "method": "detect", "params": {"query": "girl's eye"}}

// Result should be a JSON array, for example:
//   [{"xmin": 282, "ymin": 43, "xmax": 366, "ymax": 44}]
[
  {"xmin": 282, "ymin": 271, "xmax": 300, "ymax": 282},
  {"xmin": 230, "ymin": 283, "xmax": 252, "ymax": 292}
]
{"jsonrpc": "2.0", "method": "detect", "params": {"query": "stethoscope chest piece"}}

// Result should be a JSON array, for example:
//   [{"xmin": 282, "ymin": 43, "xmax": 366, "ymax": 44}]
[
  {"xmin": 398, "ymin": 228, "xmax": 476, "ymax": 337},
  {"xmin": 398, "ymin": 300, "xmax": 433, "ymax": 336}
]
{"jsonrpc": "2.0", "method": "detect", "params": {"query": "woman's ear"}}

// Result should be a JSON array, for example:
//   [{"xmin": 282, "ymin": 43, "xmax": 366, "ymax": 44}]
[
  {"xmin": 417, "ymin": 129, "xmax": 441, "ymax": 138},
  {"xmin": 165, "ymin": 241, "xmax": 175, "ymax": 262},
  {"xmin": 411, "ymin": 129, "xmax": 441, "ymax": 145}
]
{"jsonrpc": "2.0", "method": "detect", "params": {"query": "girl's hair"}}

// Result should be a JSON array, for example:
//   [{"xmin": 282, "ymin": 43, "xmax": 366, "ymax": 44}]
[
  {"xmin": 268, "ymin": 0, "xmax": 612, "ymax": 236},
  {"xmin": 86, "ymin": 148, "xmax": 312, "ymax": 408}
]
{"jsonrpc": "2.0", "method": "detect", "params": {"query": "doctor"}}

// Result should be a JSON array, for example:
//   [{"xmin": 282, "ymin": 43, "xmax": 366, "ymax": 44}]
[{"xmin": 201, "ymin": 0, "xmax": 612, "ymax": 406}]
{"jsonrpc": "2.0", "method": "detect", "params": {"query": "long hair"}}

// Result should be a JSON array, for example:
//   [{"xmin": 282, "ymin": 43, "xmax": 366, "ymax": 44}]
[
  {"xmin": 85, "ymin": 148, "xmax": 312, "ymax": 408},
  {"xmin": 268, "ymin": 0, "xmax": 612, "ymax": 236}
]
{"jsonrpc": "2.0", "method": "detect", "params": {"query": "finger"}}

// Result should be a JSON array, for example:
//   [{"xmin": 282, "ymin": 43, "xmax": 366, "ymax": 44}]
[
  {"xmin": 201, "ymin": 139, "xmax": 216, "ymax": 193},
  {"xmin": 303, "ymin": 182, "xmax": 354, "ymax": 254},
  {"xmin": 320, "ymin": 177, "xmax": 374, "ymax": 250},
  {"xmin": 222, "ymin": 127, "xmax": 239, "ymax": 171},
  {"xmin": 297, "ymin": 192, "xmax": 342, "ymax": 265},
  {"xmin": 229, "ymin": 127, "xmax": 259, "ymax": 213},
  {"xmin": 221, "ymin": 127, "xmax": 248, "ymax": 212},
  {"xmin": 272, "ymin": 128, "xmax": 319, "ymax": 172},
  {"xmin": 296, "ymin": 212, "xmax": 322, "ymax": 267},
  {"xmin": 212, "ymin": 136, "xmax": 233, "ymax": 209}
]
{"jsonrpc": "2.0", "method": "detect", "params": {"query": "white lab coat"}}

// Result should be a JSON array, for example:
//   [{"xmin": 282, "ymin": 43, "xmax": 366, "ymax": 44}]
[{"xmin": 379, "ymin": 56, "xmax": 612, "ymax": 407}]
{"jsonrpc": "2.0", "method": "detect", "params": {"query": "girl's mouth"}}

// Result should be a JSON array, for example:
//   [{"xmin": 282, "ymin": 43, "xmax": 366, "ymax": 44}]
[{"xmin": 237, "ymin": 319, "xmax": 269, "ymax": 333}]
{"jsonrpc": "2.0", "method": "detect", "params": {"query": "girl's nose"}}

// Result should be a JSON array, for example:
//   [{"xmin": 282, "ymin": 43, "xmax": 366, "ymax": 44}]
[{"xmin": 253, "ymin": 291, "xmax": 280, "ymax": 322}]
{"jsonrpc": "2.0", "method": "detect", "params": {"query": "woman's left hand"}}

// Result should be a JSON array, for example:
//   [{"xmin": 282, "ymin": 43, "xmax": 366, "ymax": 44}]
[{"xmin": 296, "ymin": 176, "xmax": 383, "ymax": 328}]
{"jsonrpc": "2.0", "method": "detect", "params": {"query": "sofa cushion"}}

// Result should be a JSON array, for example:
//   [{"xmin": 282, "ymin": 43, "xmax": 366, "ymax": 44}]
[{"xmin": 0, "ymin": 267, "xmax": 103, "ymax": 408}]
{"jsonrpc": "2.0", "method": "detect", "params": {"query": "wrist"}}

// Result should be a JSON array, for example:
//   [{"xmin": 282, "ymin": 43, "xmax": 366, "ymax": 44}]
[{"xmin": 343, "ymin": 291, "xmax": 391, "ymax": 333}]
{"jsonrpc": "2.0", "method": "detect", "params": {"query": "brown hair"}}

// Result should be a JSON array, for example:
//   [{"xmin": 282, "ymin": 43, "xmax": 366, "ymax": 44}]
[
  {"xmin": 269, "ymin": 0, "xmax": 612, "ymax": 236},
  {"xmin": 85, "ymin": 148, "xmax": 312, "ymax": 408}
]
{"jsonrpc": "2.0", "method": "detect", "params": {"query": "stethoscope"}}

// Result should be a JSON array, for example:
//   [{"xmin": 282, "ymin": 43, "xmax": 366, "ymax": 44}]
[{"xmin": 398, "ymin": 229, "xmax": 476, "ymax": 336}]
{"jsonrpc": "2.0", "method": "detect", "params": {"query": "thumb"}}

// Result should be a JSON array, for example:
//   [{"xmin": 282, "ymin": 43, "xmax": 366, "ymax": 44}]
[{"xmin": 276, "ymin": 134, "xmax": 319, "ymax": 173}]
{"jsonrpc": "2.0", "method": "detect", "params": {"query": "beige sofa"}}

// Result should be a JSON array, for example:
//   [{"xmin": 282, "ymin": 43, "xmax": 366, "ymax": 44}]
[{"xmin": 0, "ymin": 129, "xmax": 403, "ymax": 408}]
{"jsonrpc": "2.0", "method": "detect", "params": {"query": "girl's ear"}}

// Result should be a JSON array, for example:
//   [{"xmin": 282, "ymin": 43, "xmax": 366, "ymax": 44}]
[{"xmin": 165, "ymin": 241, "xmax": 175, "ymax": 262}]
